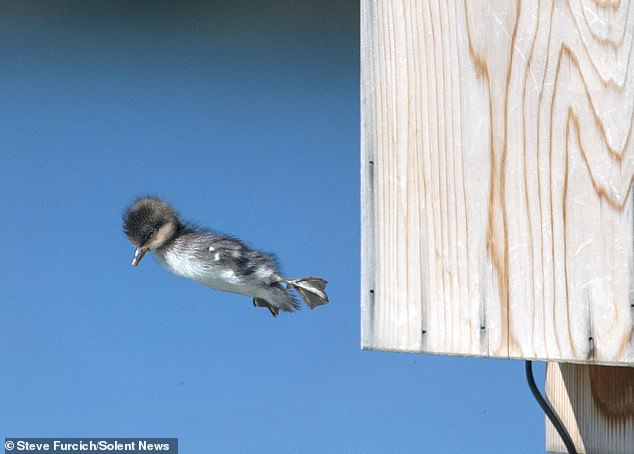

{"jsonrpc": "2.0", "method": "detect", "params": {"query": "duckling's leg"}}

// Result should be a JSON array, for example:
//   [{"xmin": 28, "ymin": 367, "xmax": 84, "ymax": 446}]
[
  {"xmin": 273, "ymin": 276, "xmax": 329, "ymax": 309},
  {"xmin": 253, "ymin": 297, "xmax": 279, "ymax": 317}
]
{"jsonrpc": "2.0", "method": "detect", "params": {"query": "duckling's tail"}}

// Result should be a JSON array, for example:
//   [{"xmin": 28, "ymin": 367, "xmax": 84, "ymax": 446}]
[{"xmin": 284, "ymin": 277, "xmax": 329, "ymax": 309}]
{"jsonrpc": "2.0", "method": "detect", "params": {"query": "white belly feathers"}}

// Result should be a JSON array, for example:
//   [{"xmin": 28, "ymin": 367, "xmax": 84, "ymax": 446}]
[{"xmin": 154, "ymin": 246, "xmax": 265, "ymax": 298}]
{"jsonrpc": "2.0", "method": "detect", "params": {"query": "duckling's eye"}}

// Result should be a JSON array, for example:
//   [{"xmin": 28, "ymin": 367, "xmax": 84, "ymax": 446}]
[
  {"xmin": 148, "ymin": 229, "xmax": 156, "ymax": 238},
  {"xmin": 151, "ymin": 223, "xmax": 163, "ymax": 236}
]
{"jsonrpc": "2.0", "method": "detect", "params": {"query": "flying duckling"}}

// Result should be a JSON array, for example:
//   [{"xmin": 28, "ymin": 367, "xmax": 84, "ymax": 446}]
[{"xmin": 123, "ymin": 197, "xmax": 329, "ymax": 317}]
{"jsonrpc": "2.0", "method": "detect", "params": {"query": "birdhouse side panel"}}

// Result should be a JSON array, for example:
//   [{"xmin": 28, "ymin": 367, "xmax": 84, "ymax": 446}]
[{"xmin": 361, "ymin": 0, "xmax": 634, "ymax": 365}]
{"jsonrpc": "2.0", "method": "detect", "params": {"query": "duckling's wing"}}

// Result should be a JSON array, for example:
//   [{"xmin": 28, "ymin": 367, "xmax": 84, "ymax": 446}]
[{"xmin": 204, "ymin": 233, "xmax": 278, "ymax": 277}]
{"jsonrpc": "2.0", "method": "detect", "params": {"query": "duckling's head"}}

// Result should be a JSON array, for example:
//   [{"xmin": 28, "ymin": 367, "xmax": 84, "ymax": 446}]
[{"xmin": 123, "ymin": 197, "xmax": 179, "ymax": 266}]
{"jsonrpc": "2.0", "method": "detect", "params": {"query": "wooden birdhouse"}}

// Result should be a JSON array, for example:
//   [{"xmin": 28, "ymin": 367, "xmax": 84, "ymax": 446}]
[{"xmin": 360, "ymin": 1, "xmax": 634, "ymax": 452}]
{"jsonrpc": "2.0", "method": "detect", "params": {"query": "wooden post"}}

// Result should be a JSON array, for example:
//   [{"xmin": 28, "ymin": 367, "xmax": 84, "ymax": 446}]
[{"xmin": 545, "ymin": 363, "xmax": 634, "ymax": 453}]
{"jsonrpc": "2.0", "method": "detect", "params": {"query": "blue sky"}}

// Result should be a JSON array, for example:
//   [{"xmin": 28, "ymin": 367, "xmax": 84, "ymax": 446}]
[{"xmin": 0, "ymin": 1, "xmax": 546, "ymax": 452}]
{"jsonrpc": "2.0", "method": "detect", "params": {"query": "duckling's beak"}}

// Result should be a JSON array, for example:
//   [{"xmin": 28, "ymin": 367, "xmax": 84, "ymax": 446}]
[{"xmin": 131, "ymin": 247, "xmax": 148, "ymax": 266}]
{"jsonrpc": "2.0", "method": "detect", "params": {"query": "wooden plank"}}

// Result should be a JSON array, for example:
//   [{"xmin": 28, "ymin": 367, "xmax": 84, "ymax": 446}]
[
  {"xmin": 361, "ymin": 0, "xmax": 377, "ymax": 349},
  {"xmin": 545, "ymin": 362, "xmax": 634, "ymax": 453},
  {"xmin": 361, "ymin": 0, "xmax": 634, "ymax": 364}
]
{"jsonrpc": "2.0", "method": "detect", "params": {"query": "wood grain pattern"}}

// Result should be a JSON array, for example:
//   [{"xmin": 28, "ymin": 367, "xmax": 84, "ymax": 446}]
[
  {"xmin": 546, "ymin": 362, "xmax": 634, "ymax": 453},
  {"xmin": 361, "ymin": 0, "xmax": 634, "ymax": 364}
]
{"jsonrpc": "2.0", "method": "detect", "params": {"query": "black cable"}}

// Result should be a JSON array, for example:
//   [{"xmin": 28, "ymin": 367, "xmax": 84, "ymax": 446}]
[{"xmin": 525, "ymin": 361, "xmax": 577, "ymax": 454}]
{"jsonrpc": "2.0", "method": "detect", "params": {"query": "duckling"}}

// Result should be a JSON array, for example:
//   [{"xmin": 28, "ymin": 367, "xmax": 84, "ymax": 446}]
[{"xmin": 123, "ymin": 197, "xmax": 329, "ymax": 317}]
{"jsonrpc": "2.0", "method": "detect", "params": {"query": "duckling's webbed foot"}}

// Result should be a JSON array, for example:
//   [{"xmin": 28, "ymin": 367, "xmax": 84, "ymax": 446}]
[
  {"xmin": 275, "ymin": 276, "xmax": 329, "ymax": 309},
  {"xmin": 253, "ymin": 297, "xmax": 279, "ymax": 317}
]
